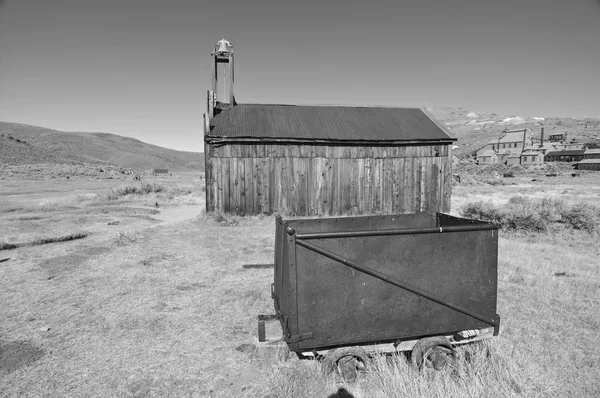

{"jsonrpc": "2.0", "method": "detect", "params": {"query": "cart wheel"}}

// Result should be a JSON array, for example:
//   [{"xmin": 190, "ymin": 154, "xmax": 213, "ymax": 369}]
[
  {"xmin": 323, "ymin": 346, "xmax": 368, "ymax": 382},
  {"xmin": 411, "ymin": 337, "xmax": 456, "ymax": 371}
]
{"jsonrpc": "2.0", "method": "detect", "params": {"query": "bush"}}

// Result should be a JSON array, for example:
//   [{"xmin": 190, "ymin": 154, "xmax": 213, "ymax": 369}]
[
  {"xmin": 207, "ymin": 210, "xmax": 240, "ymax": 226},
  {"xmin": 460, "ymin": 201, "xmax": 502, "ymax": 224},
  {"xmin": 561, "ymin": 203, "xmax": 598, "ymax": 232},
  {"xmin": 460, "ymin": 196, "xmax": 599, "ymax": 233},
  {"xmin": 106, "ymin": 183, "xmax": 166, "ymax": 200}
]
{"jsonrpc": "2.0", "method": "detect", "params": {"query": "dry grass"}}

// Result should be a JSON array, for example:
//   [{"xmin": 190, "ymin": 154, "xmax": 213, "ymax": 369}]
[{"xmin": 1, "ymin": 173, "xmax": 599, "ymax": 397}]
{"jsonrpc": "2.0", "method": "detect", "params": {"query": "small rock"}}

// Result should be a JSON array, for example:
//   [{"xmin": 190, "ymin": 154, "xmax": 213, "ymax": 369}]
[
  {"xmin": 108, "ymin": 220, "xmax": 120, "ymax": 225},
  {"xmin": 39, "ymin": 327, "xmax": 50, "ymax": 332},
  {"xmin": 236, "ymin": 343, "xmax": 256, "ymax": 354}
]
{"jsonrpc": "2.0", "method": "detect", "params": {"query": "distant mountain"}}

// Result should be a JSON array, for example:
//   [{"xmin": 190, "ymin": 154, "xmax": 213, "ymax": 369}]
[
  {"xmin": 0, "ymin": 121, "xmax": 204, "ymax": 171},
  {"xmin": 427, "ymin": 108, "xmax": 600, "ymax": 157}
]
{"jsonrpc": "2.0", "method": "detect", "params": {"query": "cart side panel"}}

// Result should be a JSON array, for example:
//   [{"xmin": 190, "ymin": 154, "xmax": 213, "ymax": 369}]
[{"xmin": 294, "ymin": 228, "xmax": 498, "ymax": 351}]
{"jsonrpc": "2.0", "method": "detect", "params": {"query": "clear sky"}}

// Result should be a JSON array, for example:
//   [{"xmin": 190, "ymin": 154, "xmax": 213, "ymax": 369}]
[{"xmin": 1, "ymin": 0, "xmax": 599, "ymax": 152}]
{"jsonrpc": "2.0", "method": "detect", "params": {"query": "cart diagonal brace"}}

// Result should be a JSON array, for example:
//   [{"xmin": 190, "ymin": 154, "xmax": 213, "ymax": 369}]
[{"xmin": 295, "ymin": 237, "xmax": 497, "ymax": 328}]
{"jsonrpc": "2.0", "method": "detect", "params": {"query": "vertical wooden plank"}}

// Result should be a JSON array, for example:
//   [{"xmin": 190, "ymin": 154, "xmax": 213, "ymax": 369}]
[
  {"xmin": 372, "ymin": 158, "xmax": 381, "ymax": 214},
  {"xmin": 244, "ymin": 158, "xmax": 253, "ymax": 214},
  {"xmin": 444, "ymin": 146, "xmax": 453, "ymax": 213},
  {"xmin": 297, "ymin": 158, "xmax": 308, "ymax": 215},
  {"xmin": 330, "ymin": 157, "xmax": 339, "ymax": 215},
  {"xmin": 364, "ymin": 157, "xmax": 372, "ymax": 214},
  {"xmin": 205, "ymin": 156, "xmax": 214, "ymax": 212},
  {"xmin": 391, "ymin": 158, "xmax": 400, "ymax": 213},
  {"xmin": 357, "ymin": 146, "xmax": 366, "ymax": 159},
  {"xmin": 266, "ymin": 157, "xmax": 274, "ymax": 214},
  {"xmin": 238, "ymin": 158, "xmax": 245, "ymax": 214},
  {"xmin": 413, "ymin": 157, "xmax": 421, "ymax": 213},
  {"xmin": 357, "ymin": 158, "xmax": 364, "ymax": 214},
  {"xmin": 213, "ymin": 158, "xmax": 221, "ymax": 213},
  {"xmin": 419, "ymin": 157, "xmax": 426, "ymax": 212},
  {"xmin": 307, "ymin": 157, "xmax": 316, "ymax": 216},
  {"xmin": 223, "ymin": 158, "xmax": 231, "ymax": 213},
  {"xmin": 403, "ymin": 157, "xmax": 412, "ymax": 213},
  {"xmin": 382, "ymin": 158, "xmax": 393, "ymax": 214},
  {"xmin": 315, "ymin": 157, "xmax": 326, "ymax": 216},
  {"xmin": 298, "ymin": 145, "xmax": 307, "ymax": 158},
  {"xmin": 425, "ymin": 156, "xmax": 433, "ymax": 212},
  {"xmin": 274, "ymin": 158, "xmax": 282, "ymax": 213},
  {"xmin": 253, "ymin": 158, "xmax": 261, "ymax": 214},
  {"xmin": 325, "ymin": 146, "xmax": 333, "ymax": 159},
  {"xmin": 432, "ymin": 156, "xmax": 441, "ymax": 213},
  {"xmin": 437, "ymin": 155, "xmax": 444, "ymax": 213},
  {"xmin": 249, "ymin": 143, "xmax": 257, "ymax": 159},
  {"xmin": 398, "ymin": 158, "xmax": 405, "ymax": 213},
  {"xmin": 286, "ymin": 156, "xmax": 294, "ymax": 215},
  {"xmin": 340, "ymin": 158, "xmax": 352, "ymax": 215},
  {"xmin": 349, "ymin": 159, "xmax": 359, "ymax": 215},
  {"xmin": 322, "ymin": 158, "xmax": 331, "ymax": 216}
]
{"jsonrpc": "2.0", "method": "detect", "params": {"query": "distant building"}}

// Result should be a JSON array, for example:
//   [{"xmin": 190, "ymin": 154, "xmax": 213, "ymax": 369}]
[
  {"xmin": 575, "ymin": 149, "xmax": 600, "ymax": 171},
  {"xmin": 548, "ymin": 133, "xmax": 567, "ymax": 142},
  {"xmin": 477, "ymin": 150, "xmax": 498, "ymax": 165},
  {"xmin": 544, "ymin": 150, "xmax": 585, "ymax": 163},
  {"xmin": 505, "ymin": 154, "xmax": 521, "ymax": 165},
  {"xmin": 476, "ymin": 129, "xmax": 533, "ymax": 164},
  {"xmin": 556, "ymin": 143, "xmax": 585, "ymax": 151},
  {"xmin": 576, "ymin": 159, "xmax": 600, "ymax": 171},
  {"xmin": 582, "ymin": 148, "xmax": 600, "ymax": 159},
  {"xmin": 151, "ymin": 169, "xmax": 169, "ymax": 175},
  {"xmin": 520, "ymin": 151, "xmax": 544, "ymax": 165}
]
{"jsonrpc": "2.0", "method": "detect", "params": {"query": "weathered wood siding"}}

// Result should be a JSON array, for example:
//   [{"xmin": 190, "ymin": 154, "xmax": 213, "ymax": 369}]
[{"xmin": 205, "ymin": 144, "xmax": 452, "ymax": 215}]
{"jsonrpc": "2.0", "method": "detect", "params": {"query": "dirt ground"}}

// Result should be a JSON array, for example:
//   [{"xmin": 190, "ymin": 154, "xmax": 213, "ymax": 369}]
[{"xmin": 1, "ymin": 168, "xmax": 599, "ymax": 397}]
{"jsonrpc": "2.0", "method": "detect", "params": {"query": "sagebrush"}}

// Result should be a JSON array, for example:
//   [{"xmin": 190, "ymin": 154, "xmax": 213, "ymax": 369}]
[{"xmin": 460, "ymin": 196, "xmax": 599, "ymax": 232}]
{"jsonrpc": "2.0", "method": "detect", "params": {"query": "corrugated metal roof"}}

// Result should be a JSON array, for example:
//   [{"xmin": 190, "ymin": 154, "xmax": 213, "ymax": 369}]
[
  {"xmin": 207, "ymin": 104, "xmax": 455, "ymax": 143},
  {"xmin": 578, "ymin": 159, "xmax": 600, "ymax": 164},
  {"xmin": 584, "ymin": 148, "xmax": 600, "ymax": 154},
  {"xmin": 545, "ymin": 150, "xmax": 585, "ymax": 157}
]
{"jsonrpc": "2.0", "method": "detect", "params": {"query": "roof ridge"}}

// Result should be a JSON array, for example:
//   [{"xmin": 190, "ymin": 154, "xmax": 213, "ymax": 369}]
[{"xmin": 237, "ymin": 102, "xmax": 423, "ymax": 109}]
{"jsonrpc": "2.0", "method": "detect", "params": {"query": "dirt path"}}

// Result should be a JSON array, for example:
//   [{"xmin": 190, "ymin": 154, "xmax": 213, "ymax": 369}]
[{"xmin": 152, "ymin": 205, "xmax": 204, "ymax": 223}]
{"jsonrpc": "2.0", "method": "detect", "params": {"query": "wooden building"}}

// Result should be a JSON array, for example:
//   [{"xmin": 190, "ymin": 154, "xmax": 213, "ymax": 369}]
[
  {"xmin": 575, "ymin": 149, "xmax": 600, "ymax": 171},
  {"xmin": 203, "ymin": 39, "xmax": 457, "ymax": 216},
  {"xmin": 544, "ymin": 149, "xmax": 585, "ymax": 163}
]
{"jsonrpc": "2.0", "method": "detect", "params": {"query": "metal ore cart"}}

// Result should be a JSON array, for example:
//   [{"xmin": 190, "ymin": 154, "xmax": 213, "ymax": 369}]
[{"xmin": 258, "ymin": 212, "xmax": 500, "ymax": 380}]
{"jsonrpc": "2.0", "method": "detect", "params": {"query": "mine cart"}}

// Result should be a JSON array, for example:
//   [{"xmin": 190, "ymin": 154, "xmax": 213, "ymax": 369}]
[{"xmin": 258, "ymin": 212, "xmax": 500, "ymax": 380}]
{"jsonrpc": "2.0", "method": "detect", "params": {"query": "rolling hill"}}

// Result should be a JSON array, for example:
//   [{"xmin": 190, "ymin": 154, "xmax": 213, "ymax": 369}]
[{"xmin": 0, "ymin": 121, "xmax": 204, "ymax": 171}]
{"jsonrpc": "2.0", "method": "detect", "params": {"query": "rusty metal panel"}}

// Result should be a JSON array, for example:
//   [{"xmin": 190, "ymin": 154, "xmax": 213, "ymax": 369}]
[{"xmin": 273, "ymin": 213, "xmax": 500, "ymax": 352}]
